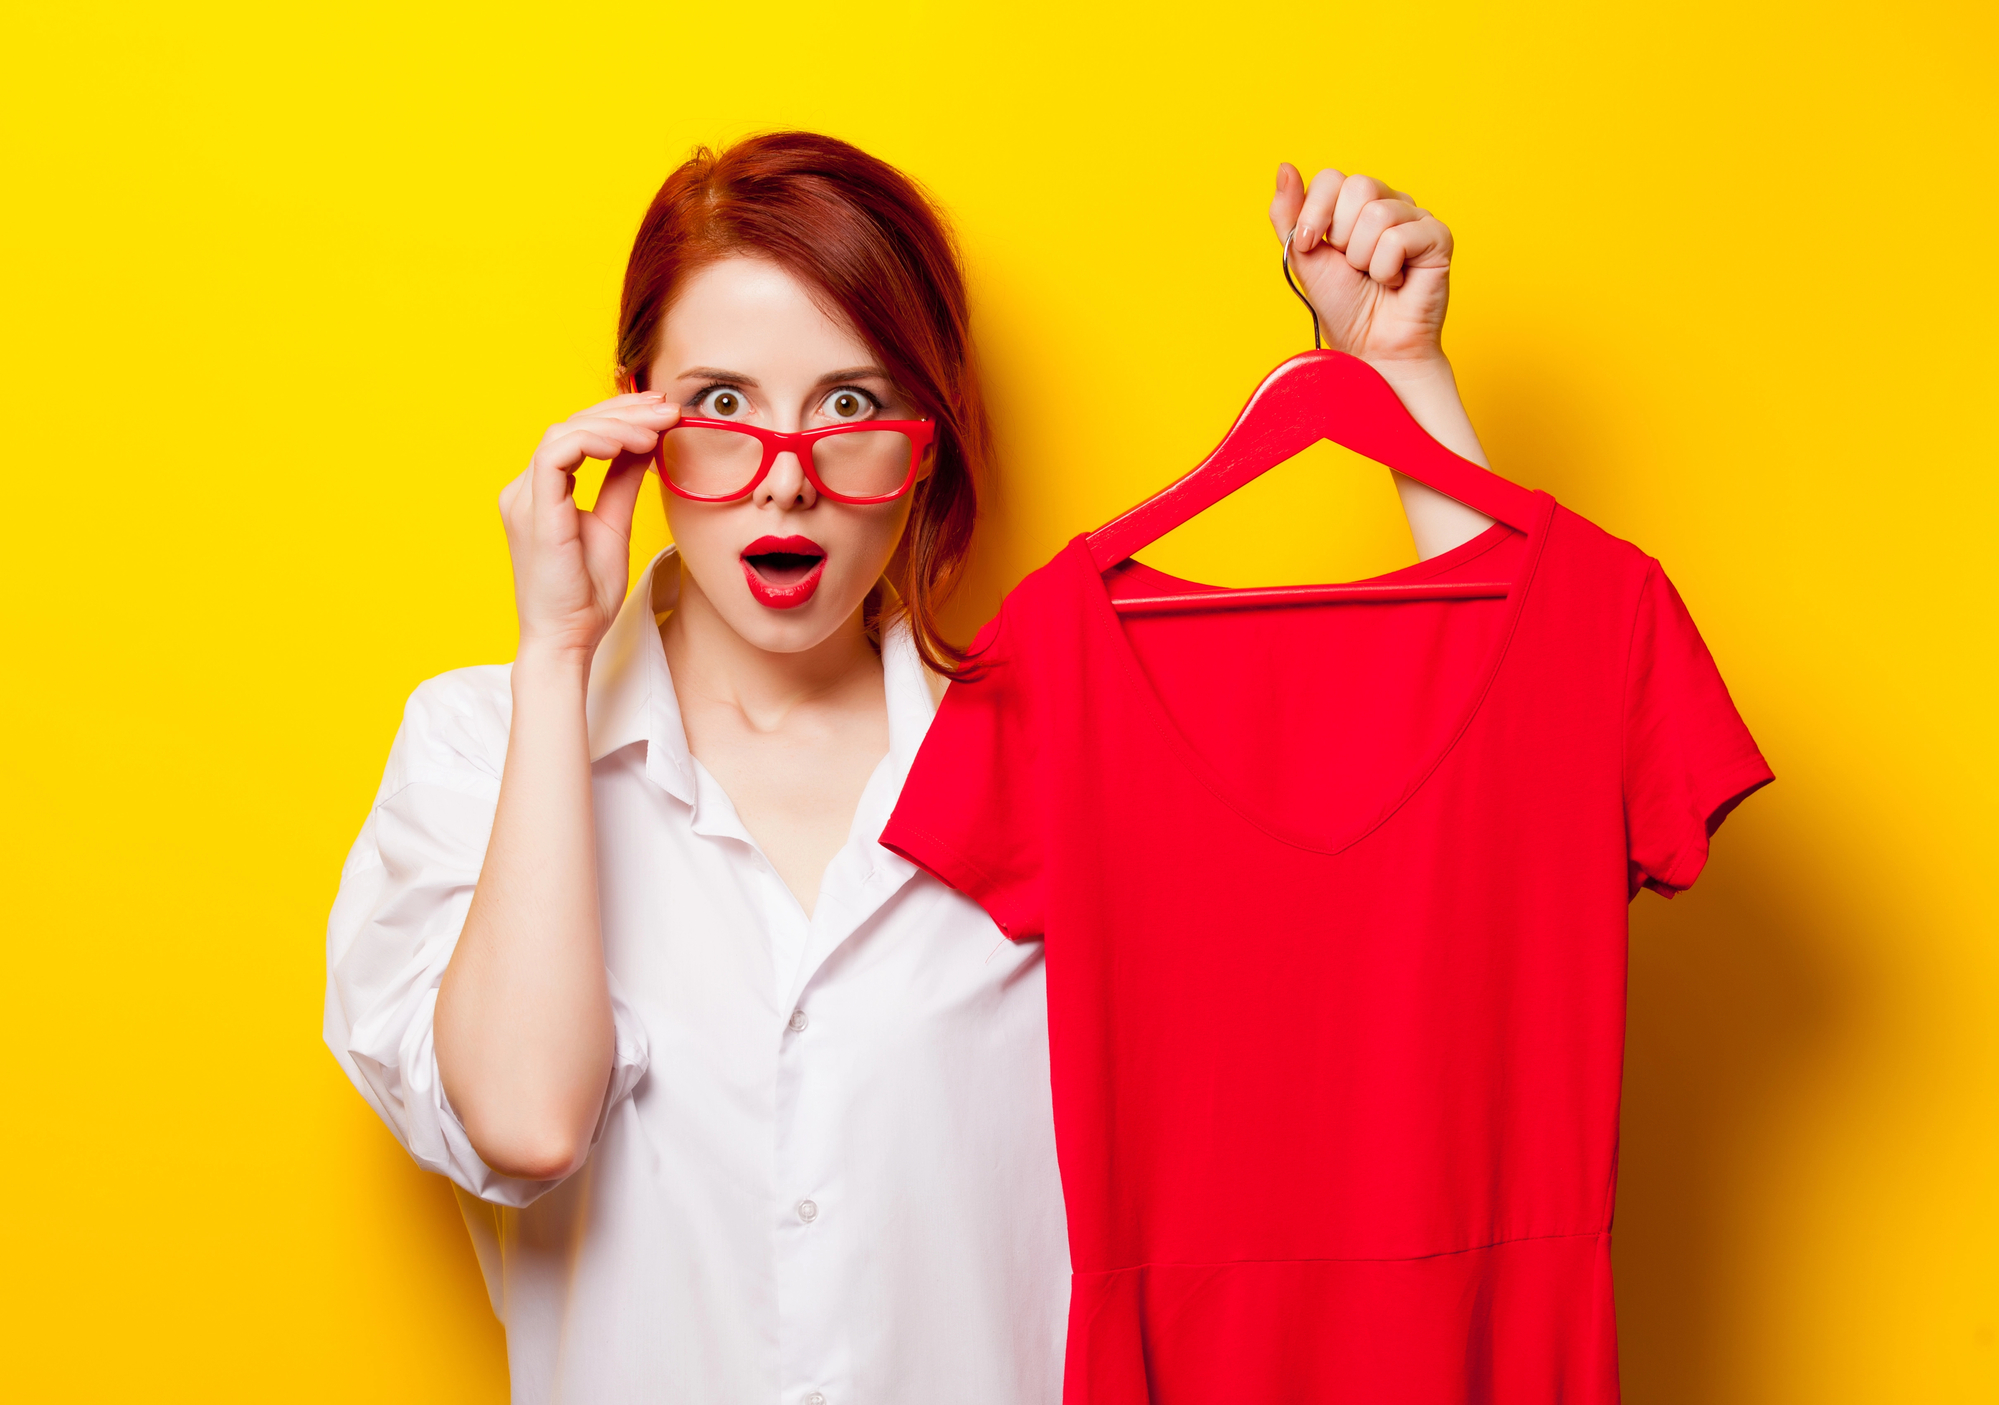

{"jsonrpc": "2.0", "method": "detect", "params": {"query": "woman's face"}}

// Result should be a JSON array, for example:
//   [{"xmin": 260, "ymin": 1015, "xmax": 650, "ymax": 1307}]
[{"xmin": 647, "ymin": 256, "xmax": 924, "ymax": 655}]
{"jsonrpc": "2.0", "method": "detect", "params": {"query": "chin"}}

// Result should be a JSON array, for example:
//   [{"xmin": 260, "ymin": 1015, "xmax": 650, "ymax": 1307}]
[
  {"xmin": 729, "ymin": 614, "xmax": 844, "ymax": 655},
  {"xmin": 716, "ymin": 581, "xmax": 871, "ymax": 654}
]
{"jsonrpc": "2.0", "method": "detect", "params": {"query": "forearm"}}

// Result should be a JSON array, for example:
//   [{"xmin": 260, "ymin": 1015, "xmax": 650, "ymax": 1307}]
[
  {"xmin": 1369, "ymin": 354, "xmax": 1499, "ymax": 560},
  {"xmin": 436, "ymin": 647, "xmax": 615, "ymax": 1180}
]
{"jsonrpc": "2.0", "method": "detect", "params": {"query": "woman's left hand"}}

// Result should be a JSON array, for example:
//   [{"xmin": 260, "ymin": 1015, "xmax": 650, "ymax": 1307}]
[{"xmin": 1269, "ymin": 165, "xmax": 1454, "ymax": 367}]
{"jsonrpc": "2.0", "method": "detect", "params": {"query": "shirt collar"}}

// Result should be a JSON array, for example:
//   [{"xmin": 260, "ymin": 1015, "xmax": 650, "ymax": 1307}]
[
  {"xmin": 584, "ymin": 547, "xmax": 940, "ymax": 807},
  {"xmin": 586, "ymin": 546, "xmax": 695, "ymax": 801}
]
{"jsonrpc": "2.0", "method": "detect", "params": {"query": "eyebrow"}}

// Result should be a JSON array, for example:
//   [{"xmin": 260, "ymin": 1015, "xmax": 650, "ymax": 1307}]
[{"xmin": 674, "ymin": 365, "xmax": 891, "ymax": 388}]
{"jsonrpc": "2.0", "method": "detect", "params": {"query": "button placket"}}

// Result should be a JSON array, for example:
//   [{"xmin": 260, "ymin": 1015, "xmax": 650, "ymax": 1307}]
[
  {"xmin": 772, "ymin": 878, "xmax": 867, "ymax": 1405},
  {"xmin": 774, "ymin": 979, "xmax": 834, "ymax": 1397}
]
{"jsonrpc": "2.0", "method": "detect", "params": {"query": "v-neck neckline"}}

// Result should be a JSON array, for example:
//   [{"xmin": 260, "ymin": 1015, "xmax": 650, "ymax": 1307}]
[{"xmin": 1071, "ymin": 489, "xmax": 1556, "ymax": 856}]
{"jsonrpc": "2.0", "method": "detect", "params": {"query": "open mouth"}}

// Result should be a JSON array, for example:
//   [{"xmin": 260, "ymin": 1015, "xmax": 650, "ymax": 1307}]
[{"xmin": 740, "ymin": 535, "xmax": 827, "ymax": 610}]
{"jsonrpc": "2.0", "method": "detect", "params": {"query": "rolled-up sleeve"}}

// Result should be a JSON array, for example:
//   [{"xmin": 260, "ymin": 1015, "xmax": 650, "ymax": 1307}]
[{"xmin": 323, "ymin": 668, "xmax": 650, "ymax": 1207}]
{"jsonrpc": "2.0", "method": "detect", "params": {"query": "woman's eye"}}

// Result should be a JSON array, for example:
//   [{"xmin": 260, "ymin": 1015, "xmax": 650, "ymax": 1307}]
[
  {"xmin": 700, "ymin": 389, "xmax": 746, "ymax": 418},
  {"xmin": 820, "ymin": 389, "xmax": 875, "ymax": 421}
]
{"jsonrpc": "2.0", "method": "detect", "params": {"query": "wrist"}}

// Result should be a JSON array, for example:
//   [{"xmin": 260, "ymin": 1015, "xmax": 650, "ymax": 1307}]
[
  {"xmin": 1359, "ymin": 350, "xmax": 1487, "ymax": 469},
  {"xmin": 512, "ymin": 640, "xmax": 595, "ymax": 690},
  {"xmin": 1360, "ymin": 349, "xmax": 1455, "ymax": 388}
]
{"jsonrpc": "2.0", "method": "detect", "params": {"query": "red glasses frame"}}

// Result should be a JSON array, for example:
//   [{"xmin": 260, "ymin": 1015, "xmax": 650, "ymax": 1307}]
[{"xmin": 652, "ymin": 417, "xmax": 936, "ymax": 504}]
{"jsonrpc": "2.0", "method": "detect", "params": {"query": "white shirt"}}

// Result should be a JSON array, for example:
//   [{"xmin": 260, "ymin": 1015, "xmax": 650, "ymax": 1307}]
[{"xmin": 324, "ymin": 549, "xmax": 1069, "ymax": 1405}]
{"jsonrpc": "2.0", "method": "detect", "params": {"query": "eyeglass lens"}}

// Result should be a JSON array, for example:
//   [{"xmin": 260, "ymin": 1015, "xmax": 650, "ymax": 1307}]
[{"xmin": 661, "ymin": 425, "xmax": 914, "ymax": 499}]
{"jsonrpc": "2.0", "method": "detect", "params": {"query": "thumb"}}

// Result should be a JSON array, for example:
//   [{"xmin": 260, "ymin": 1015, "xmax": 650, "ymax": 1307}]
[
  {"xmin": 1269, "ymin": 162, "xmax": 1305, "ymax": 243},
  {"xmin": 591, "ymin": 448, "xmax": 651, "ymax": 542}
]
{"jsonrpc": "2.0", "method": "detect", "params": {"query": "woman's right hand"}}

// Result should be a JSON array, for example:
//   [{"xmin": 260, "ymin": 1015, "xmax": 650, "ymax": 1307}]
[
  {"xmin": 498, "ymin": 391, "xmax": 680, "ymax": 665},
  {"xmin": 452, "ymin": 390, "xmax": 674, "ymax": 1179}
]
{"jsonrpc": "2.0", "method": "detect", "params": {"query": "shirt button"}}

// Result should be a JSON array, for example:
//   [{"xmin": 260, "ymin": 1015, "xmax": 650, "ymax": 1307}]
[
  {"xmin": 788, "ymin": 1009, "xmax": 809, "ymax": 1033},
  {"xmin": 806, "ymin": 1395, "xmax": 827, "ymax": 1405},
  {"xmin": 797, "ymin": 1199, "xmax": 818, "ymax": 1223}
]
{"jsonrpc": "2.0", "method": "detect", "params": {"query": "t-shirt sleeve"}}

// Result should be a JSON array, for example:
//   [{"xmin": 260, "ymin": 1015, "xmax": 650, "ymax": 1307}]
[
  {"xmin": 1623, "ymin": 561, "xmax": 1774, "ymax": 898},
  {"xmin": 881, "ymin": 605, "xmax": 1047, "ymax": 940}
]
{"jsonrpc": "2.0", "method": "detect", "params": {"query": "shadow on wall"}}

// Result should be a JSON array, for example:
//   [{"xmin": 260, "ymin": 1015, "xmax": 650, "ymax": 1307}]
[
  {"xmin": 1465, "ymin": 345, "xmax": 1855, "ymax": 1398},
  {"xmin": 1616, "ymin": 802, "xmax": 1849, "ymax": 1403},
  {"xmin": 333, "ymin": 1082, "xmax": 510, "ymax": 1392}
]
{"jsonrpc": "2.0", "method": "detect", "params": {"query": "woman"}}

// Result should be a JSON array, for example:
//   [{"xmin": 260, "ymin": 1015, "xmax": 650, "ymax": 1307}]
[{"xmin": 324, "ymin": 131, "xmax": 1491, "ymax": 1402}]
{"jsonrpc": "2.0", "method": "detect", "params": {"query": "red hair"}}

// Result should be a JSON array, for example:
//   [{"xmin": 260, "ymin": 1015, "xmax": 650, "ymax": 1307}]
[{"xmin": 617, "ymin": 132, "xmax": 987, "ymax": 675}]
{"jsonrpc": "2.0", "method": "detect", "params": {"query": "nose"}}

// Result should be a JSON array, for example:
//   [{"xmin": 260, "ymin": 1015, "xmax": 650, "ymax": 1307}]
[{"xmin": 753, "ymin": 448, "xmax": 817, "ymax": 510}]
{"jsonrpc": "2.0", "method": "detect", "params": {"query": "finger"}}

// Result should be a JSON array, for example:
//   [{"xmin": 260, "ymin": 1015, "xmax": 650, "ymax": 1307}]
[
  {"xmin": 1356, "ymin": 211, "xmax": 1452, "ymax": 286},
  {"xmin": 590, "ymin": 450, "xmax": 650, "ymax": 542},
  {"xmin": 1290, "ymin": 167, "xmax": 1348, "ymax": 255},
  {"xmin": 570, "ymin": 401, "xmax": 680, "ymax": 434},
  {"xmin": 1369, "ymin": 214, "xmax": 1451, "ymax": 286},
  {"xmin": 538, "ymin": 419, "xmax": 660, "ymax": 470},
  {"xmin": 568, "ymin": 402, "xmax": 680, "ymax": 450},
  {"xmin": 610, "ymin": 401, "xmax": 680, "ymax": 428},
  {"xmin": 572, "ymin": 390, "xmax": 673, "ymax": 421},
  {"xmin": 1343, "ymin": 198, "xmax": 1425, "ymax": 277},
  {"xmin": 498, "ymin": 466, "xmax": 533, "ymax": 528},
  {"xmin": 1329, "ymin": 175, "xmax": 1399, "ymax": 251},
  {"xmin": 532, "ymin": 435, "xmax": 638, "ymax": 513},
  {"xmin": 567, "ymin": 411, "xmax": 675, "ymax": 446},
  {"xmin": 1269, "ymin": 162, "xmax": 1306, "ymax": 243}
]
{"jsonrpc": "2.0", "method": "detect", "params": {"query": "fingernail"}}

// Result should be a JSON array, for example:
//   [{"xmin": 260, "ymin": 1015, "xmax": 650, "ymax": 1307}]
[
  {"xmin": 1298, "ymin": 226, "xmax": 1316, "ymax": 253},
  {"xmin": 1275, "ymin": 164, "xmax": 1285, "ymax": 191}
]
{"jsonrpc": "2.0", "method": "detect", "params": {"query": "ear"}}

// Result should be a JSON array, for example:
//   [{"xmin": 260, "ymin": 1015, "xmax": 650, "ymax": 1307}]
[{"xmin": 915, "ymin": 442, "xmax": 938, "ymax": 483}]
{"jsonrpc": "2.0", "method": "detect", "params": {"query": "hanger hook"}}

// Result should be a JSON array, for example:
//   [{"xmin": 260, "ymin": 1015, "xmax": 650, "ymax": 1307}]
[{"xmin": 1281, "ymin": 230, "xmax": 1322, "ymax": 351}]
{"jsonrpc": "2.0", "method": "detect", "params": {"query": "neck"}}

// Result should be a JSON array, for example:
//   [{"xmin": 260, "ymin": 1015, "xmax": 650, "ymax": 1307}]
[{"xmin": 659, "ymin": 559, "xmax": 880, "ymax": 733}]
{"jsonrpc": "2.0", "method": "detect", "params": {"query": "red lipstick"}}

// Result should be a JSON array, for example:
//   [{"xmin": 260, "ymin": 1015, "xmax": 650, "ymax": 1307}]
[{"xmin": 740, "ymin": 534, "xmax": 827, "ymax": 610}]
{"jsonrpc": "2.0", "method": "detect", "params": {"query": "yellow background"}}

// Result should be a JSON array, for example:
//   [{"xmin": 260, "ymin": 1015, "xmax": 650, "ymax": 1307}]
[{"xmin": 2, "ymin": 1, "xmax": 1992, "ymax": 1399}]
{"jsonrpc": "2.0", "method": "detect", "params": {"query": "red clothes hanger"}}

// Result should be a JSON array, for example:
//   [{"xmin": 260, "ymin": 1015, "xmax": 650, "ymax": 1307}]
[{"xmin": 1087, "ymin": 349, "xmax": 1540, "ymax": 613}]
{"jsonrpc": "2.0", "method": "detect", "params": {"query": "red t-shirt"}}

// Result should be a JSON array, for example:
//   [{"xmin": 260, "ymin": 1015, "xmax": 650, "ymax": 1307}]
[{"xmin": 881, "ymin": 495, "xmax": 1771, "ymax": 1402}]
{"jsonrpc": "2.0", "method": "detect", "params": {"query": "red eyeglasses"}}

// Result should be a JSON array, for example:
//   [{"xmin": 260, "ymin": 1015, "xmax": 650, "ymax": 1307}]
[{"xmin": 653, "ymin": 417, "xmax": 935, "ymax": 504}]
